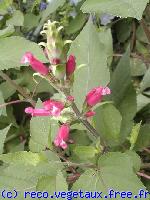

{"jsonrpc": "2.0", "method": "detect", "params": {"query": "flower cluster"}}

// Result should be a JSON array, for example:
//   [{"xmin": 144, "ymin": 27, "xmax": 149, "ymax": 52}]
[{"xmin": 21, "ymin": 20, "xmax": 111, "ymax": 150}]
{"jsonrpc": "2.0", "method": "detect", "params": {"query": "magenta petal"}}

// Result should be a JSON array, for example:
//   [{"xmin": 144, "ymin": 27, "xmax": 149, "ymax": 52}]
[
  {"xmin": 21, "ymin": 52, "xmax": 49, "ymax": 75},
  {"xmin": 25, "ymin": 107, "xmax": 52, "ymax": 117},
  {"xmin": 54, "ymin": 124, "xmax": 70, "ymax": 149},
  {"xmin": 66, "ymin": 55, "xmax": 76, "ymax": 76},
  {"xmin": 86, "ymin": 86, "xmax": 111, "ymax": 107},
  {"xmin": 85, "ymin": 111, "xmax": 96, "ymax": 118}
]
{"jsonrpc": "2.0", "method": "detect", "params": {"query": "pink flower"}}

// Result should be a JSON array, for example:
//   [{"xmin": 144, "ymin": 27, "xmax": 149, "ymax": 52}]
[
  {"xmin": 21, "ymin": 52, "xmax": 49, "ymax": 75},
  {"xmin": 85, "ymin": 111, "xmax": 96, "ymax": 118},
  {"xmin": 66, "ymin": 55, "xmax": 76, "ymax": 76},
  {"xmin": 86, "ymin": 86, "xmax": 111, "ymax": 107},
  {"xmin": 54, "ymin": 124, "xmax": 70, "ymax": 149},
  {"xmin": 25, "ymin": 107, "xmax": 51, "ymax": 117},
  {"xmin": 43, "ymin": 99, "xmax": 64, "ymax": 117}
]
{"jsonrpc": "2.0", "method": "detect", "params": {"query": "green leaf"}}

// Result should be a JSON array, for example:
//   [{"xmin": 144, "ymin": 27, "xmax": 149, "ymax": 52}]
[
  {"xmin": 24, "ymin": 13, "xmax": 40, "ymax": 31},
  {"xmin": 36, "ymin": 171, "xmax": 68, "ymax": 199},
  {"xmin": 69, "ymin": 19, "xmax": 110, "ymax": 110},
  {"xmin": 29, "ymin": 99, "xmax": 59, "ymax": 153},
  {"xmin": 73, "ymin": 146, "xmax": 98, "ymax": 161},
  {"xmin": 0, "ymin": 78, "xmax": 22, "ymax": 100},
  {"xmin": 98, "ymin": 27, "xmax": 113, "ymax": 66},
  {"xmin": 110, "ymin": 48, "xmax": 137, "ymax": 142},
  {"xmin": 140, "ymin": 68, "xmax": 150, "ymax": 92},
  {"xmin": 71, "ymin": 130, "xmax": 91, "ymax": 146},
  {"xmin": 0, "ymin": 91, "xmax": 6, "ymax": 116},
  {"xmin": 0, "ymin": 151, "xmax": 62, "ymax": 192},
  {"xmin": 129, "ymin": 123, "xmax": 141, "ymax": 150},
  {"xmin": 72, "ymin": 152, "xmax": 145, "ymax": 199},
  {"xmin": 134, "ymin": 124, "xmax": 150, "ymax": 150},
  {"xmin": 40, "ymin": 0, "xmax": 65, "ymax": 23},
  {"xmin": 81, "ymin": 0, "xmax": 149, "ymax": 20},
  {"xmin": 0, "ymin": 125, "xmax": 11, "ymax": 154},
  {"xmin": 0, "ymin": 36, "xmax": 47, "ymax": 70},
  {"xmin": 136, "ymin": 25, "xmax": 149, "ymax": 44},
  {"xmin": 125, "ymin": 150, "xmax": 141, "ymax": 172},
  {"xmin": 116, "ymin": 19, "xmax": 132, "ymax": 43},
  {"xmin": 66, "ymin": 13, "xmax": 87, "ymax": 35},
  {"xmin": 94, "ymin": 103, "xmax": 122, "ymax": 146},
  {"xmin": 6, "ymin": 10, "xmax": 24, "ymax": 26},
  {"xmin": 0, "ymin": 25, "xmax": 15, "ymax": 38},
  {"xmin": 71, "ymin": 123, "xmax": 86, "ymax": 131},
  {"xmin": 0, "ymin": 150, "xmax": 60, "ymax": 165},
  {"xmin": 137, "ymin": 94, "xmax": 150, "ymax": 112},
  {"xmin": 29, "ymin": 99, "xmax": 51, "ymax": 152},
  {"xmin": 0, "ymin": 0, "xmax": 13, "ymax": 13},
  {"xmin": 130, "ymin": 58, "xmax": 147, "ymax": 77}
]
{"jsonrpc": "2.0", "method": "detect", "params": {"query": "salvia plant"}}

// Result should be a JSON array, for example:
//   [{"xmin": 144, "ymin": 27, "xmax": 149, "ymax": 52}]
[{"xmin": 0, "ymin": 0, "xmax": 150, "ymax": 198}]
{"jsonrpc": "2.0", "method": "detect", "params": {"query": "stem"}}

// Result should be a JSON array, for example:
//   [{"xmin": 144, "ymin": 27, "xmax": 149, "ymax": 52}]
[
  {"xmin": 137, "ymin": 172, "xmax": 150, "ymax": 180},
  {"xmin": 71, "ymin": 103, "xmax": 99, "ymax": 138},
  {"xmin": 130, "ymin": 20, "xmax": 136, "ymax": 52},
  {"xmin": 113, "ymin": 53, "xmax": 150, "ymax": 65},
  {"xmin": 54, "ymin": 150, "xmax": 97, "ymax": 169},
  {"xmin": 0, "ymin": 100, "xmax": 26, "ymax": 108},
  {"xmin": 0, "ymin": 71, "xmax": 35, "ymax": 107},
  {"xmin": 143, "ymin": 148, "xmax": 150, "ymax": 154},
  {"xmin": 5, "ymin": 134, "xmax": 19, "ymax": 143},
  {"xmin": 140, "ymin": 19, "xmax": 150, "ymax": 43},
  {"xmin": 64, "ymin": 161, "xmax": 96, "ymax": 169}
]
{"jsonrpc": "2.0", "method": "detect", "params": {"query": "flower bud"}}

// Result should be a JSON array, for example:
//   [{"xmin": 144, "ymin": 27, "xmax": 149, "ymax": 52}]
[
  {"xmin": 21, "ymin": 52, "xmax": 49, "ymax": 75},
  {"xmin": 86, "ymin": 86, "xmax": 111, "ymax": 107},
  {"xmin": 41, "ymin": 21, "xmax": 66, "ymax": 65},
  {"xmin": 85, "ymin": 111, "xmax": 96, "ymax": 118},
  {"xmin": 66, "ymin": 55, "xmax": 76, "ymax": 76},
  {"xmin": 54, "ymin": 124, "xmax": 70, "ymax": 149},
  {"xmin": 67, "ymin": 96, "xmax": 74, "ymax": 102}
]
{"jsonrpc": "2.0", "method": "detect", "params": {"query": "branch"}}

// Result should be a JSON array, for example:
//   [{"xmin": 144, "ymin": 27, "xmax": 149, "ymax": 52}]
[
  {"xmin": 113, "ymin": 53, "xmax": 150, "ymax": 64},
  {"xmin": 0, "ymin": 71, "xmax": 35, "ymax": 106},
  {"xmin": 0, "ymin": 100, "xmax": 26, "ymax": 108},
  {"xmin": 140, "ymin": 19, "xmax": 150, "ymax": 43},
  {"xmin": 137, "ymin": 172, "xmax": 150, "ymax": 180},
  {"xmin": 143, "ymin": 148, "xmax": 150, "ymax": 154}
]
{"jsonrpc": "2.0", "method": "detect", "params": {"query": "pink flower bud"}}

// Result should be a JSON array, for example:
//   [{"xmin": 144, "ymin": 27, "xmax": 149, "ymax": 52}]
[
  {"xmin": 25, "ymin": 107, "xmax": 51, "ymax": 117},
  {"xmin": 66, "ymin": 55, "xmax": 76, "ymax": 76},
  {"xmin": 52, "ymin": 58, "xmax": 61, "ymax": 65},
  {"xmin": 67, "ymin": 95, "xmax": 74, "ymax": 102},
  {"xmin": 21, "ymin": 52, "xmax": 49, "ymax": 75},
  {"xmin": 43, "ymin": 99, "xmax": 64, "ymax": 117},
  {"xmin": 85, "ymin": 111, "xmax": 96, "ymax": 118},
  {"xmin": 54, "ymin": 124, "xmax": 70, "ymax": 149},
  {"xmin": 86, "ymin": 86, "xmax": 111, "ymax": 107}
]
